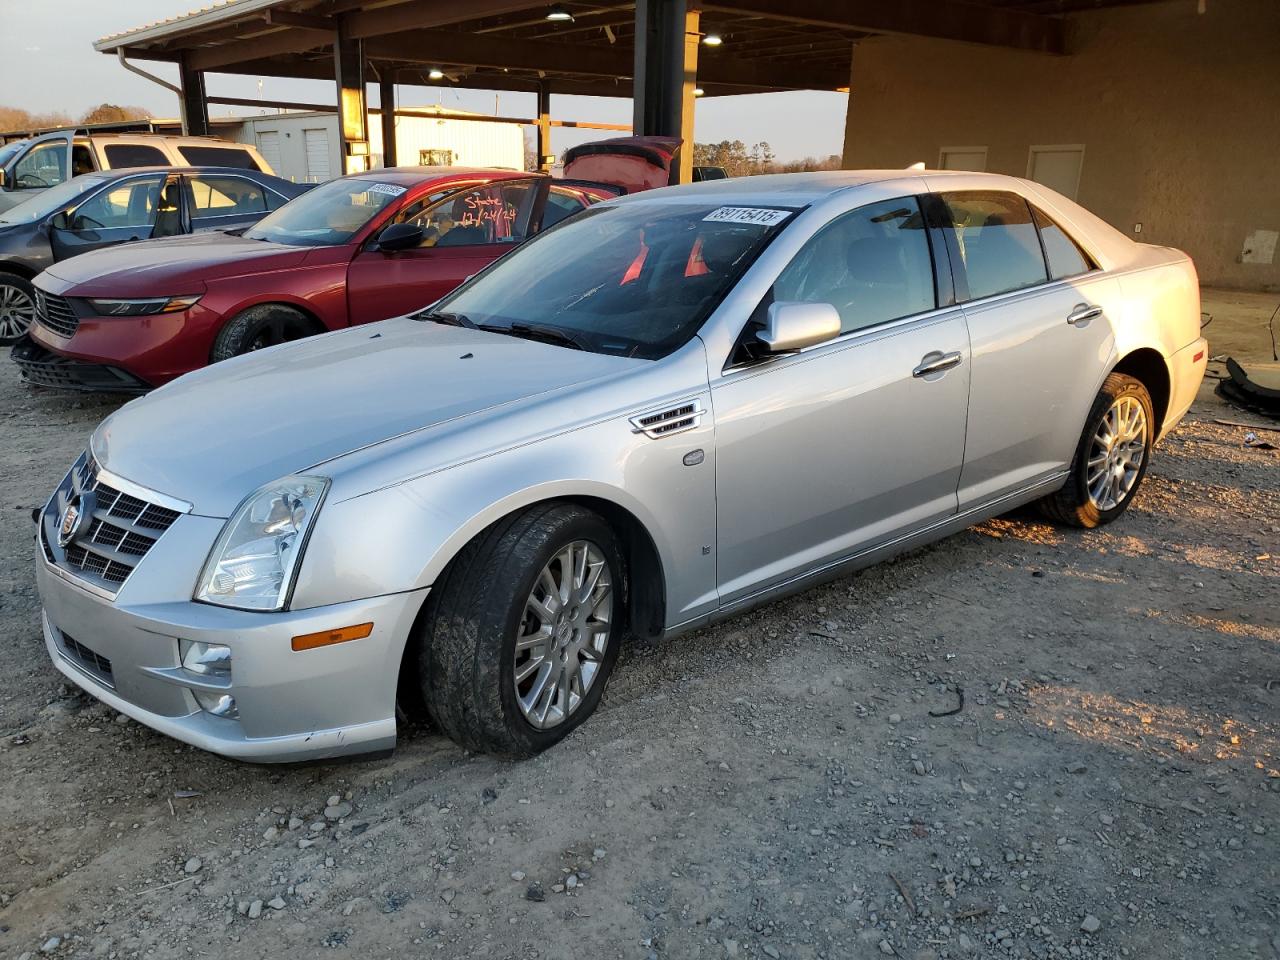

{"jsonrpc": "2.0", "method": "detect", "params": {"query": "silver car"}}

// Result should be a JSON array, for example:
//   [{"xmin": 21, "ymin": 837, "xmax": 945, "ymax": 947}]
[{"xmin": 34, "ymin": 170, "xmax": 1207, "ymax": 762}]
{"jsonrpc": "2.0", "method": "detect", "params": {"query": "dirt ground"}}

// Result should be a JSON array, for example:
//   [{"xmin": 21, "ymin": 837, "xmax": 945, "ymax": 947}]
[{"xmin": 0, "ymin": 290, "xmax": 1277, "ymax": 960}]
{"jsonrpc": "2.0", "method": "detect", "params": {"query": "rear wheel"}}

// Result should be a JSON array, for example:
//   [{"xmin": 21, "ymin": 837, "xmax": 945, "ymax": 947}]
[
  {"xmin": 414, "ymin": 503, "xmax": 625, "ymax": 756},
  {"xmin": 1038, "ymin": 372, "xmax": 1153, "ymax": 528},
  {"xmin": 0, "ymin": 273, "xmax": 36, "ymax": 344},
  {"xmin": 210, "ymin": 304, "xmax": 317, "ymax": 362}
]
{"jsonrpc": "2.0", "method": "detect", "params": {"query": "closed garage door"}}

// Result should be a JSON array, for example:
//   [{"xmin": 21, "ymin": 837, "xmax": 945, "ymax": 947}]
[
  {"xmin": 255, "ymin": 131, "xmax": 282, "ymax": 175},
  {"xmin": 304, "ymin": 128, "xmax": 331, "ymax": 182}
]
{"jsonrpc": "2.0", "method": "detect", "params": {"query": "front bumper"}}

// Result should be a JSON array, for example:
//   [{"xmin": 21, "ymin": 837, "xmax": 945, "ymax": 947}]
[
  {"xmin": 37, "ymin": 552, "xmax": 427, "ymax": 763},
  {"xmin": 11, "ymin": 336, "xmax": 150, "ymax": 393}
]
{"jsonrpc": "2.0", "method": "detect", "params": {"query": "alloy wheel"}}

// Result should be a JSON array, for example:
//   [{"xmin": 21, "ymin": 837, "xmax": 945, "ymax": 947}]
[
  {"xmin": 514, "ymin": 540, "xmax": 613, "ymax": 729},
  {"xmin": 0, "ymin": 282, "xmax": 35, "ymax": 340},
  {"xmin": 1086, "ymin": 395, "xmax": 1147, "ymax": 511}
]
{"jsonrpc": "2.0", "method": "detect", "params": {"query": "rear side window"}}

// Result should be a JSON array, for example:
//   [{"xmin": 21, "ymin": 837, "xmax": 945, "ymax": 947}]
[
  {"xmin": 103, "ymin": 144, "xmax": 167, "ymax": 168},
  {"xmin": 773, "ymin": 196, "xmax": 936, "ymax": 335},
  {"xmin": 187, "ymin": 175, "xmax": 268, "ymax": 218},
  {"xmin": 1032, "ymin": 206, "xmax": 1095, "ymax": 280},
  {"xmin": 941, "ymin": 192, "xmax": 1047, "ymax": 301},
  {"xmin": 177, "ymin": 145, "xmax": 261, "ymax": 170}
]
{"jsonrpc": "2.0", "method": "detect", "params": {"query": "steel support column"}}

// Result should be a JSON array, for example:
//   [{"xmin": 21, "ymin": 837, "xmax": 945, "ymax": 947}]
[
  {"xmin": 536, "ymin": 80, "xmax": 553, "ymax": 171},
  {"xmin": 379, "ymin": 77, "xmax": 397, "ymax": 167},
  {"xmin": 178, "ymin": 53, "xmax": 209, "ymax": 137},
  {"xmin": 333, "ymin": 23, "xmax": 369, "ymax": 174},
  {"xmin": 633, "ymin": 0, "xmax": 698, "ymax": 183}
]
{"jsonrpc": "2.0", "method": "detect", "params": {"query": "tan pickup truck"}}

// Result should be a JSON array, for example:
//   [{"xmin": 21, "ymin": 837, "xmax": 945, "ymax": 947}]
[{"xmin": 0, "ymin": 131, "xmax": 271, "ymax": 214}]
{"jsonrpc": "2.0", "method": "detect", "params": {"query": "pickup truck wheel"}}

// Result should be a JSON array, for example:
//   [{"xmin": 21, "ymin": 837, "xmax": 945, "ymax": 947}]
[
  {"xmin": 0, "ymin": 273, "xmax": 37, "ymax": 343},
  {"xmin": 210, "ymin": 304, "xmax": 316, "ymax": 362},
  {"xmin": 1038, "ymin": 372, "xmax": 1153, "ymax": 528},
  {"xmin": 416, "ymin": 504, "xmax": 625, "ymax": 757}
]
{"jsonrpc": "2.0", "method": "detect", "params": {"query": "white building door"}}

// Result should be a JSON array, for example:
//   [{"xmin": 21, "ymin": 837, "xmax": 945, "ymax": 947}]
[
  {"xmin": 303, "ymin": 128, "xmax": 332, "ymax": 182},
  {"xmin": 1027, "ymin": 145, "xmax": 1084, "ymax": 200},
  {"xmin": 255, "ymin": 130, "xmax": 282, "ymax": 176},
  {"xmin": 938, "ymin": 146, "xmax": 987, "ymax": 172}
]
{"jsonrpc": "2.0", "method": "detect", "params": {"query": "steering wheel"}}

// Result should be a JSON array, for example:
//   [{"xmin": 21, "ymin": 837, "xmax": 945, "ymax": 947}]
[{"xmin": 16, "ymin": 173, "xmax": 50, "ymax": 188}]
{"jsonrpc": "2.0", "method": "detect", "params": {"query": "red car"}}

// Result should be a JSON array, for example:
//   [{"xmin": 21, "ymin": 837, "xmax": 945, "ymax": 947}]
[{"xmin": 13, "ymin": 169, "xmax": 618, "ymax": 391}]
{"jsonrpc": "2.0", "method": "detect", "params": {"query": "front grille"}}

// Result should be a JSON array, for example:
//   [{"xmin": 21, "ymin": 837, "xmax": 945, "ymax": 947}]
[
  {"xmin": 44, "ymin": 453, "xmax": 184, "ymax": 595},
  {"xmin": 34, "ymin": 290, "xmax": 80, "ymax": 338},
  {"xmin": 60, "ymin": 631, "xmax": 114, "ymax": 687}
]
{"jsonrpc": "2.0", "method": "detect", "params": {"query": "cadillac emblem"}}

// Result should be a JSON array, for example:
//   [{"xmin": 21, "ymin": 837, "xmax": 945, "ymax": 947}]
[{"xmin": 58, "ymin": 491, "xmax": 93, "ymax": 547}]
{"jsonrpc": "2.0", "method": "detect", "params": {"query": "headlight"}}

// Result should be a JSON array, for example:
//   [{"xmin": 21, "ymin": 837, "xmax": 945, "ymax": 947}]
[
  {"xmin": 195, "ymin": 476, "xmax": 329, "ymax": 611},
  {"xmin": 87, "ymin": 295, "xmax": 202, "ymax": 316}
]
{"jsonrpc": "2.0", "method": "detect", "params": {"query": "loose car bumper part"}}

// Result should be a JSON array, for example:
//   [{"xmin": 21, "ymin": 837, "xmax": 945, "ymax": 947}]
[
  {"xmin": 34, "ymin": 456, "xmax": 425, "ymax": 762},
  {"xmin": 11, "ymin": 337, "xmax": 149, "ymax": 393}
]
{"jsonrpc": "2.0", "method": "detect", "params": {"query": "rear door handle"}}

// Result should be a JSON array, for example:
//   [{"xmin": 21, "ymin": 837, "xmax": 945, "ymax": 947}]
[
  {"xmin": 1067, "ymin": 304, "xmax": 1103, "ymax": 326},
  {"xmin": 912, "ymin": 350, "xmax": 963, "ymax": 378}
]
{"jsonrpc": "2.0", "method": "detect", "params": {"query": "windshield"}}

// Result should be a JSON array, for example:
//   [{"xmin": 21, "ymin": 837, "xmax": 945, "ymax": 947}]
[
  {"xmin": 0, "ymin": 173, "xmax": 108, "ymax": 224},
  {"xmin": 433, "ymin": 201, "xmax": 796, "ymax": 359},
  {"xmin": 243, "ymin": 176, "xmax": 404, "ymax": 246}
]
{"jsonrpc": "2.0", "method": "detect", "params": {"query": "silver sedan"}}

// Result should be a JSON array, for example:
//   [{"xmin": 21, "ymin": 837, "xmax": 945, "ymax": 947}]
[{"xmin": 34, "ymin": 170, "xmax": 1208, "ymax": 761}]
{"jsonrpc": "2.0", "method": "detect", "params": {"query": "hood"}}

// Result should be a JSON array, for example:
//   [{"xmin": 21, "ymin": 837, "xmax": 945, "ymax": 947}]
[
  {"xmin": 42, "ymin": 232, "xmax": 311, "ymax": 295},
  {"xmin": 92, "ymin": 316, "xmax": 641, "ymax": 516}
]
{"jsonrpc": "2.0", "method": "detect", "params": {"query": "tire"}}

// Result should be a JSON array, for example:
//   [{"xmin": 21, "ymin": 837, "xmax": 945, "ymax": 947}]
[
  {"xmin": 0, "ymin": 272, "xmax": 37, "ymax": 345},
  {"xmin": 210, "ymin": 304, "xmax": 317, "ymax": 363},
  {"xmin": 1038, "ymin": 372, "xmax": 1154, "ymax": 528},
  {"xmin": 415, "ymin": 503, "xmax": 626, "ymax": 757}
]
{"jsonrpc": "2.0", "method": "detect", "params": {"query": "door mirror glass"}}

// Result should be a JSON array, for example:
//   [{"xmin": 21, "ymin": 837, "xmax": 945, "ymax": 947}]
[
  {"xmin": 758, "ymin": 301, "xmax": 841, "ymax": 354},
  {"xmin": 49, "ymin": 210, "xmax": 69, "ymax": 230},
  {"xmin": 376, "ymin": 221, "xmax": 426, "ymax": 252}
]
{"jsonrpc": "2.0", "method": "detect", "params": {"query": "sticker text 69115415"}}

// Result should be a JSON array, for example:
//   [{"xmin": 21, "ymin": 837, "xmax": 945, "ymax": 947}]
[{"xmin": 703, "ymin": 207, "xmax": 791, "ymax": 227}]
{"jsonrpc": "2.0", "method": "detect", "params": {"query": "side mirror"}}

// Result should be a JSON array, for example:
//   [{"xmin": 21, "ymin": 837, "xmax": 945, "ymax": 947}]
[
  {"xmin": 0, "ymin": 168, "xmax": 6, "ymax": 189},
  {"xmin": 757, "ymin": 301, "xmax": 841, "ymax": 354},
  {"xmin": 50, "ymin": 210, "xmax": 69, "ymax": 230},
  {"xmin": 375, "ymin": 221, "xmax": 425, "ymax": 252}
]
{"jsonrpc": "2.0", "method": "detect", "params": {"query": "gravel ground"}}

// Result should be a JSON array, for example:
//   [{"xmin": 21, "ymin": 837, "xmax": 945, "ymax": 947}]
[{"xmin": 0, "ymin": 358, "xmax": 1277, "ymax": 960}]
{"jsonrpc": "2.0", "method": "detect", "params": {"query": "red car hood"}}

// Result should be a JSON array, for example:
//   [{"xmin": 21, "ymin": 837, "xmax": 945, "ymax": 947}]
[{"xmin": 41, "ymin": 232, "xmax": 313, "ymax": 296}]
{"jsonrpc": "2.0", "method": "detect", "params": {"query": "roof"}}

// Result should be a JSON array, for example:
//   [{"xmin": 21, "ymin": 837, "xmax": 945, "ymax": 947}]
[
  {"xmin": 350, "ymin": 167, "xmax": 539, "ymax": 186},
  {"xmin": 89, "ymin": 0, "xmax": 1168, "ymax": 100}
]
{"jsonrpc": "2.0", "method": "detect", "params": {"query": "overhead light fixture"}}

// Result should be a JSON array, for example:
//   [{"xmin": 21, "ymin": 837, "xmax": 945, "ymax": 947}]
[
  {"xmin": 693, "ymin": 87, "xmax": 705, "ymax": 97},
  {"xmin": 428, "ymin": 68, "xmax": 445, "ymax": 80},
  {"xmin": 545, "ymin": 3, "xmax": 574, "ymax": 22},
  {"xmin": 702, "ymin": 33, "xmax": 723, "ymax": 46}
]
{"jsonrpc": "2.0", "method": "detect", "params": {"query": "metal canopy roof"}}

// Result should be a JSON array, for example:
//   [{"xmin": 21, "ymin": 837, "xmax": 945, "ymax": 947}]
[{"xmin": 92, "ymin": 0, "xmax": 1172, "ymax": 100}]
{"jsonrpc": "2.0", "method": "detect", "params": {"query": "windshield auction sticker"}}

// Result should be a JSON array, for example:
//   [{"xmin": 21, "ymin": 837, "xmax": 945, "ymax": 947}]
[
  {"xmin": 703, "ymin": 207, "xmax": 790, "ymax": 227},
  {"xmin": 366, "ymin": 183, "xmax": 408, "ymax": 197}
]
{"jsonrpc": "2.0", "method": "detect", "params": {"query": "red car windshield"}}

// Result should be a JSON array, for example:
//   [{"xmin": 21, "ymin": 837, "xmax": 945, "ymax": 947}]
[
  {"xmin": 243, "ymin": 177, "xmax": 406, "ymax": 247},
  {"xmin": 432, "ymin": 201, "xmax": 796, "ymax": 360}
]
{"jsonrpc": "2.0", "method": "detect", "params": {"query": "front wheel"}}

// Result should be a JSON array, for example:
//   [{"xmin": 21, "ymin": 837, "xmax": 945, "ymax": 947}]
[
  {"xmin": 0, "ymin": 273, "xmax": 37, "ymax": 344},
  {"xmin": 210, "ymin": 304, "xmax": 317, "ymax": 362},
  {"xmin": 1038, "ymin": 372, "xmax": 1154, "ymax": 528},
  {"xmin": 414, "ymin": 504, "xmax": 625, "ymax": 756}
]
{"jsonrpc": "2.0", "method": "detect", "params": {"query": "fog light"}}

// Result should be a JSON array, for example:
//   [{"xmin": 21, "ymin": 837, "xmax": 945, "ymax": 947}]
[
  {"xmin": 194, "ymin": 691, "xmax": 238, "ymax": 718},
  {"xmin": 182, "ymin": 641, "xmax": 231, "ymax": 676},
  {"xmin": 180, "ymin": 641, "xmax": 238, "ymax": 719}
]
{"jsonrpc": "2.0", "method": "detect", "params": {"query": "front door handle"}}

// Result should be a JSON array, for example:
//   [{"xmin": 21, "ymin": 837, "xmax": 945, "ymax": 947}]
[
  {"xmin": 912, "ymin": 350, "xmax": 963, "ymax": 378},
  {"xmin": 1067, "ymin": 304, "xmax": 1103, "ymax": 326}
]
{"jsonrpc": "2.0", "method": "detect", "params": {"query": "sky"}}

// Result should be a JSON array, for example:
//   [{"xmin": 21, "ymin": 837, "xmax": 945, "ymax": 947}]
[{"xmin": 0, "ymin": 0, "xmax": 850, "ymax": 162}]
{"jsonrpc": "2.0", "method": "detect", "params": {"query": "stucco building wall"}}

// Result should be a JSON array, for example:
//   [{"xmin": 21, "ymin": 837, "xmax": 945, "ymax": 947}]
[{"xmin": 841, "ymin": 0, "xmax": 1280, "ymax": 291}]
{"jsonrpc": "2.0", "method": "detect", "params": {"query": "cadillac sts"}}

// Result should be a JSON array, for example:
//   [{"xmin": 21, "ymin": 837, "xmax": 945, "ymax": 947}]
[{"xmin": 34, "ymin": 170, "xmax": 1207, "ymax": 762}]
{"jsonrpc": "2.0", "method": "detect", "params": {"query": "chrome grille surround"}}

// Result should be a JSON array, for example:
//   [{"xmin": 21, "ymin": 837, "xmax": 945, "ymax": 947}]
[
  {"xmin": 40, "ymin": 452, "xmax": 189, "ymax": 597},
  {"xmin": 34, "ymin": 289, "xmax": 79, "ymax": 338}
]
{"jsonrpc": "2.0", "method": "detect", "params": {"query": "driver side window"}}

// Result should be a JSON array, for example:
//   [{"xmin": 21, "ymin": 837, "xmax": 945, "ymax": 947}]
[
  {"xmin": 68, "ymin": 176, "xmax": 165, "ymax": 232},
  {"xmin": 13, "ymin": 141, "xmax": 69, "ymax": 190},
  {"xmin": 773, "ymin": 197, "xmax": 936, "ymax": 335},
  {"xmin": 395, "ymin": 181, "xmax": 538, "ymax": 248}
]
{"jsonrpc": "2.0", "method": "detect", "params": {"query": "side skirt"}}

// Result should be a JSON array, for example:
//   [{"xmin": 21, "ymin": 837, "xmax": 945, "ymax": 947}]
[{"xmin": 662, "ymin": 472, "xmax": 1069, "ymax": 640}]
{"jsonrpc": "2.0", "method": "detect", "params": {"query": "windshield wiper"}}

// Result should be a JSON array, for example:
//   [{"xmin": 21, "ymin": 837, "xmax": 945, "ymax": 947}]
[
  {"xmin": 481, "ymin": 321, "xmax": 589, "ymax": 352},
  {"xmin": 413, "ymin": 310, "xmax": 476, "ymax": 328}
]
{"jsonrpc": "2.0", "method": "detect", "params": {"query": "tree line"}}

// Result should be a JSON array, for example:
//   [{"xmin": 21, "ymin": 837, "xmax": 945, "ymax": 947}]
[{"xmin": 0, "ymin": 103, "xmax": 151, "ymax": 133}]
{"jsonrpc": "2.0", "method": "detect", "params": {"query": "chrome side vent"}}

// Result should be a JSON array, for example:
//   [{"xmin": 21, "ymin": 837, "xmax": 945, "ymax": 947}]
[{"xmin": 629, "ymin": 399, "xmax": 704, "ymax": 439}]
